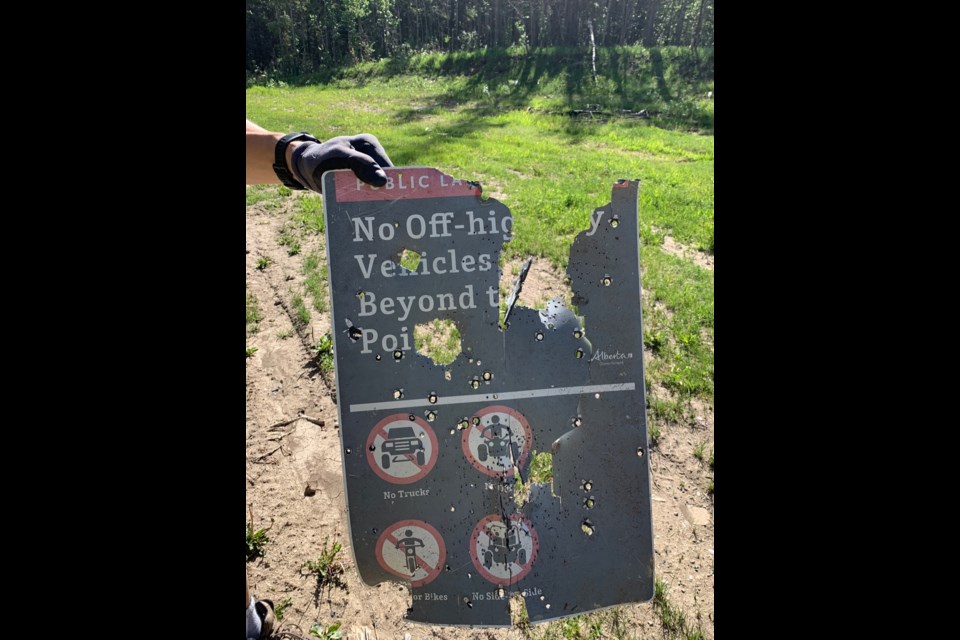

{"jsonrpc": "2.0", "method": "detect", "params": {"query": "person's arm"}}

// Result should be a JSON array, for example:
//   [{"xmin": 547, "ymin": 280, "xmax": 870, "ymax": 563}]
[
  {"xmin": 245, "ymin": 120, "xmax": 300, "ymax": 186},
  {"xmin": 246, "ymin": 119, "xmax": 393, "ymax": 192}
]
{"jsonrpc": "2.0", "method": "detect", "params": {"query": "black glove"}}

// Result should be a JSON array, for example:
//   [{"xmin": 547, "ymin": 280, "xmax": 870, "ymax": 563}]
[{"xmin": 290, "ymin": 134, "xmax": 393, "ymax": 193}]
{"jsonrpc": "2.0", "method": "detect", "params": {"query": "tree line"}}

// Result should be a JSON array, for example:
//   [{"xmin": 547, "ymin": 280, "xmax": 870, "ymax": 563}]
[{"xmin": 246, "ymin": 0, "xmax": 714, "ymax": 77}]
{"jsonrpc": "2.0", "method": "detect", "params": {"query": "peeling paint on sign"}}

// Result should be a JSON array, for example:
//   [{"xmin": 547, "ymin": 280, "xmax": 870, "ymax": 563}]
[{"xmin": 322, "ymin": 167, "xmax": 653, "ymax": 626}]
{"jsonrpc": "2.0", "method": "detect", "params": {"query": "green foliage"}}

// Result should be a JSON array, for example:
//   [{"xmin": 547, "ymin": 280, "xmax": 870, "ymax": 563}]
[
  {"xmin": 246, "ymin": 512, "xmax": 273, "ymax": 562},
  {"xmin": 246, "ymin": 346, "xmax": 258, "ymax": 358},
  {"xmin": 399, "ymin": 248, "xmax": 421, "ymax": 272},
  {"xmin": 528, "ymin": 451, "xmax": 554, "ymax": 484},
  {"xmin": 274, "ymin": 597, "xmax": 293, "ymax": 621},
  {"xmin": 309, "ymin": 622, "xmax": 342, "ymax": 639},
  {"xmin": 247, "ymin": 0, "xmax": 714, "ymax": 80},
  {"xmin": 311, "ymin": 333, "xmax": 335, "ymax": 373},
  {"xmin": 301, "ymin": 538, "xmax": 346, "ymax": 590},
  {"xmin": 256, "ymin": 256, "xmax": 271, "ymax": 271}
]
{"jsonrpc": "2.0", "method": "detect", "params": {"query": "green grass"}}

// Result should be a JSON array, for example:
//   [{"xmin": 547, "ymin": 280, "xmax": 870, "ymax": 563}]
[
  {"xmin": 292, "ymin": 293, "xmax": 310, "ymax": 327},
  {"xmin": 278, "ymin": 229, "xmax": 301, "ymax": 256},
  {"xmin": 277, "ymin": 328, "xmax": 294, "ymax": 339},
  {"xmin": 640, "ymin": 249, "xmax": 714, "ymax": 400},
  {"xmin": 246, "ymin": 184, "xmax": 284, "ymax": 206},
  {"xmin": 303, "ymin": 252, "xmax": 328, "ymax": 313},
  {"xmin": 256, "ymin": 256, "xmax": 271, "ymax": 271},
  {"xmin": 648, "ymin": 422, "xmax": 662, "ymax": 447},
  {"xmin": 648, "ymin": 391, "xmax": 685, "ymax": 423},
  {"xmin": 270, "ymin": 47, "xmax": 714, "ymax": 130},
  {"xmin": 247, "ymin": 66, "xmax": 713, "ymax": 413},
  {"xmin": 414, "ymin": 318, "xmax": 462, "ymax": 366},
  {"xmin": 246, "ymin": 293, "xmax": 262, "ymax": 335},
  {"xmin": 525, "ymin": 608, "xmax": 632, "ymax": 640},
  {"xmin": 247, "ymin": 79, "xmax": 712, "ymax": 268},
  {"xmin": 245, "ymin": 183, "xmax": 291, "ymax": 211},
  {"xmin": 653, "ymin": 578, "xmax": 705, "ymax": 640},
  {"xmin": 528, "ymin": 450, "xmax": 554, "ymax": 485},
  {"xmin": 246, "ymin": 346, "xmax": 258, "ymax": 358},
  {"xmin": 693, "ymin": 441, "xmax": 706, "ymax": 462},
  {"xmin": 510, "ymin": 594, "xmax": 530, "ymax": 630},
  {"xmin": 295, "ymin": 194, "xmax": 325, "ymax": 233}
]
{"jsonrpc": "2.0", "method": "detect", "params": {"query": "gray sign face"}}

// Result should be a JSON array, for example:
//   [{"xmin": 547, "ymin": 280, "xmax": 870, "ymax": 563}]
[{"xmin": 322, "ymin": 168, "xmax": 653, "ymax": 626}]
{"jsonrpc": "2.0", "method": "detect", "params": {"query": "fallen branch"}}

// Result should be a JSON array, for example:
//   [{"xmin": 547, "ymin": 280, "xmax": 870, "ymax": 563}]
[
  {"xmin": 254, "ymin": 444, "xmax": 289, "ymax": 462},
  {"xmin": 266, "ymin": 414, "xmax": 325, "ymax": 431}
]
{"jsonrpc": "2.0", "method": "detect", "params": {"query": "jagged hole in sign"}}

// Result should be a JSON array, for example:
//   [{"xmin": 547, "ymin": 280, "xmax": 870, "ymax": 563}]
[{"xmin": 414, "ymin": 318, "xmax": 462, "ymax": 366}]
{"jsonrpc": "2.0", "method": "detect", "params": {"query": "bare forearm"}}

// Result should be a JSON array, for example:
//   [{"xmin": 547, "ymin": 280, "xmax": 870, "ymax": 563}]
[{"xmin": 245, "ymin": 120, "xmax": 302, "ymax": 185}]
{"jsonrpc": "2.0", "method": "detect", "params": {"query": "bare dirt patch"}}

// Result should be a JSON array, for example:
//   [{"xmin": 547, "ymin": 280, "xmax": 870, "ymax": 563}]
[
  {"xmin": 661, "ymin": 236, "xmax": 714, "ymax": 271},
  {"xmin": 499, "ymin": 257, "xmax": 573, "ymax": 310}
]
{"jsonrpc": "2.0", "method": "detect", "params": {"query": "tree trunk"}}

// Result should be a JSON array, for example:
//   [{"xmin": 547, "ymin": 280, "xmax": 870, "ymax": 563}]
[
  {"xmin": 691, "ymin": 0, "xmax": 708, "ymax": 47},
  {"xmin": 566, "ymin": 0, "xmax": 580, "ymax": 45},
  {"xmin": 587, "ymin": 18, "xmax": 597, "ymax": 83},
  {"xmin": 619, "ymin": 0, "xmax": 634, "ymax": 45},
  {"xmin": 673, "ymin": 0, "xmax": 689, "ymax": 45},
  {"xmin": 643, "ymin": 0, "xmax": 660, "ymax": 46}
]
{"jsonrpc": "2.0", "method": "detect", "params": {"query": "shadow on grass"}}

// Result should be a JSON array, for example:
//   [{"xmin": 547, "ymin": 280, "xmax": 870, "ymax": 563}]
[{"xmin": 253, "ymin": 47, "xmax": 714, "ymax": 133}]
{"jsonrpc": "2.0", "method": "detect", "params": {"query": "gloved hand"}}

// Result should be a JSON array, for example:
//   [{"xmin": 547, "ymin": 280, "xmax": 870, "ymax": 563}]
[{"xmin": 290, "ymin": 134, "xmax": 393, "ymax": 193}]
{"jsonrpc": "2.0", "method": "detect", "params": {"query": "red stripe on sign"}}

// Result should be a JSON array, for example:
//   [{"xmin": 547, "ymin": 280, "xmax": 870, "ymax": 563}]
[{"xmin": 334, "ymin": 167, "xmax": 481, "ymax": 202}]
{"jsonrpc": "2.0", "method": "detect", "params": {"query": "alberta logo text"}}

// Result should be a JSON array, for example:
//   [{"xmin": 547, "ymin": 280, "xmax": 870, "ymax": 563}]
[{"xmin": 590, "ymin": 350, "xmax": 633, "ymax": 364}]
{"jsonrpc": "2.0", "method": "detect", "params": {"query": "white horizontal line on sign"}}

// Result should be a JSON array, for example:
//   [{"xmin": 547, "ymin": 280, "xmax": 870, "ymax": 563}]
[{"xmin": 349, "ymin": 383, "xmax": 637, "ymax": 413}]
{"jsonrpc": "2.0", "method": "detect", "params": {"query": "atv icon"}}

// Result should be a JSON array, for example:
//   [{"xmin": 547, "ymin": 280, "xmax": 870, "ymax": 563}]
[
  {"xmin": 380, "ymin": 426, "xmax": 426, "ymax": 469},
  {"xmin": 482, "ymin": 521, "xmax": 527, "ymax": 569},
  {"xmin": 477, "ymin": 414, "xmax": 520, "ymax": 464}
]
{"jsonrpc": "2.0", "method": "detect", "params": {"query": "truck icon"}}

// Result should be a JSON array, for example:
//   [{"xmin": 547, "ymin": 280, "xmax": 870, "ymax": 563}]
[
  {"xmin": 482, "ymin": 521, "xmax": 527, "ymax": 569},
  {"xmin": 380, "ymin": 426, "xmax": 426, "ymax": 469}
]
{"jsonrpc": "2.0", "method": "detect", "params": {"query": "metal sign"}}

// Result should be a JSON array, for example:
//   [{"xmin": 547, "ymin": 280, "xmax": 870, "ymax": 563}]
[{"xmin": 322, "ymin": 168, "xmax": 653, "ymax": 626}]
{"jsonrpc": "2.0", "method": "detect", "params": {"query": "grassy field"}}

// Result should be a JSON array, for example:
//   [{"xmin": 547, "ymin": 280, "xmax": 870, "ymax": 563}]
[
  {"xmin": 247, "ymin": 50, "xmax": 713, "ymax": 403},
  {"xmin": 246, "ymin": 47, "xmax": 713, "ymax": 638}
]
